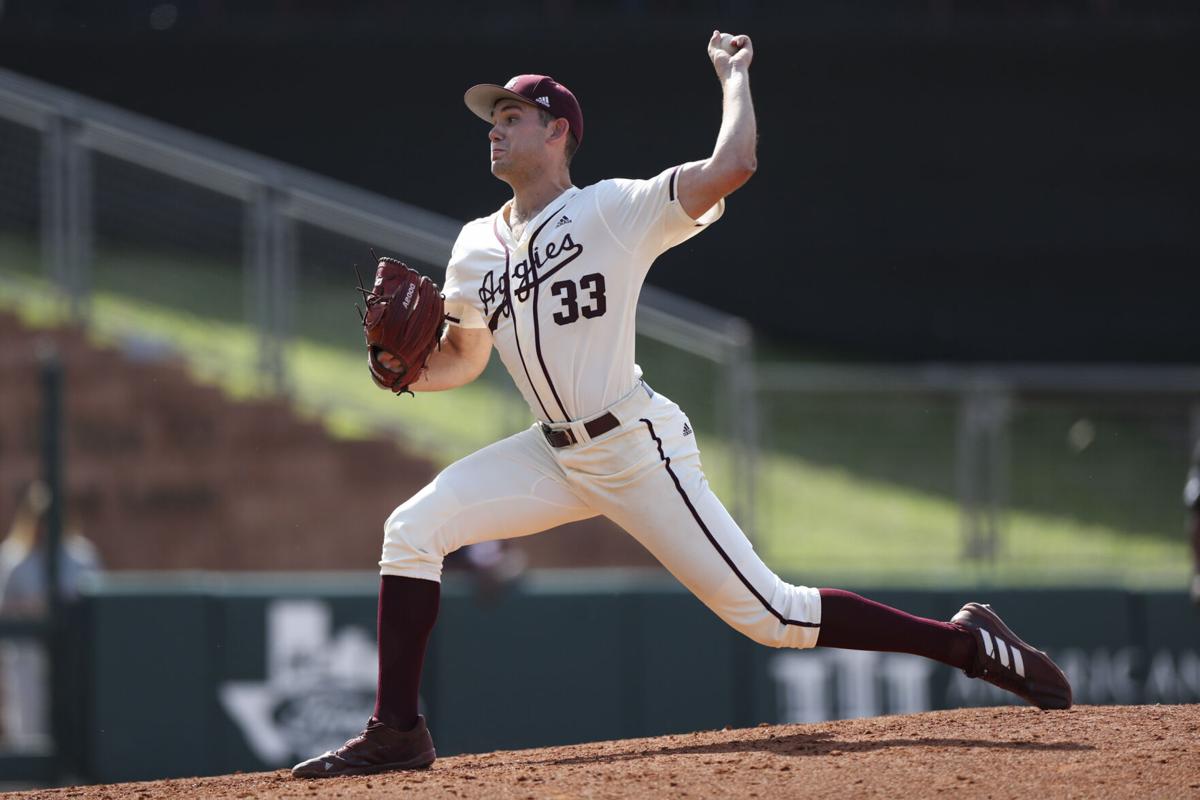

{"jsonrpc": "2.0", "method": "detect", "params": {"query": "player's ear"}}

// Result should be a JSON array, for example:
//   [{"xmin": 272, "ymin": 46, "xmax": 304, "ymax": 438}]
[{"xmin": 546, "ymin": 117, "xmax": 570, "ymax": 145}]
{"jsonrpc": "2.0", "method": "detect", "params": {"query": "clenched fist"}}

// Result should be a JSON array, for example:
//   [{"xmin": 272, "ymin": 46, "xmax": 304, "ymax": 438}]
[{"xmin": 708, "ymin": 30, "xmax": 753, "ymax": 80}]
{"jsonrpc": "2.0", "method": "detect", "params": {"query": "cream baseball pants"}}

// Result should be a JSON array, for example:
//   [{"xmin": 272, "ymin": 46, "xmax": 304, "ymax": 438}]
[{"xmin": 380, "ymin": 382, "xmax": 821, "ymax": 649}]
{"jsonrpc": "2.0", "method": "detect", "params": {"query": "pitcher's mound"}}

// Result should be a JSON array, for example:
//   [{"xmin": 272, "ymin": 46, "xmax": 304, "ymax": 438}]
[{"xmin": 19, "ymin": 705, "xmax": 1200, "ymax": 799}]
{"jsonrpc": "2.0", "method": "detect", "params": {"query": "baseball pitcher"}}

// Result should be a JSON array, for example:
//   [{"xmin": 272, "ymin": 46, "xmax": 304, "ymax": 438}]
[{"xmin": 293, "ymin": 31, "xmax": 1072, "ymax": 778}]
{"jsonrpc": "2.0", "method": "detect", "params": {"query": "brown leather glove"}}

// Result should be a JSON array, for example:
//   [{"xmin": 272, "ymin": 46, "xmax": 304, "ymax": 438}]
[{"xmin": 358, "ymin": 255, "xmax": 445, "ymax": 395}]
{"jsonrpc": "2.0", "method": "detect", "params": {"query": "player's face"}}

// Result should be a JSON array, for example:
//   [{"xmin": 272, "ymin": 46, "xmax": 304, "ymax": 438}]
[{"xmin": 488, "ymin": 100, "xmax": 553, "ymax": 181}]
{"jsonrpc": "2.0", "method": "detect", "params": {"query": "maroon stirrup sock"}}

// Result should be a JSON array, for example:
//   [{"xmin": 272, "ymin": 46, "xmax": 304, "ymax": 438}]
[
  {"xmin": 373, "ymin": 575, "xmax": 441, "ymax": 731},
  {"xmin": 816, "ymin": 588, "xmax": 976, "ymax": 670}
]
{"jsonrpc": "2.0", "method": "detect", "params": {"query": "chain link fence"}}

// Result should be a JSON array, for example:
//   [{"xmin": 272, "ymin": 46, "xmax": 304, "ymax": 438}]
[
  {"xmin": 0, "ymin": 66, "xmax": 754, "ymax": 502},
  {"xmin": 5, "ymin": 66, "xmax": 1197, "ymax": 589}
]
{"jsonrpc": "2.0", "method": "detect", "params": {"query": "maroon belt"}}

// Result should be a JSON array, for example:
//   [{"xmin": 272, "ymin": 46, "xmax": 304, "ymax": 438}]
[{"xmin": 540, "ymin": 412, "xmax": 620, "ymax": 448}]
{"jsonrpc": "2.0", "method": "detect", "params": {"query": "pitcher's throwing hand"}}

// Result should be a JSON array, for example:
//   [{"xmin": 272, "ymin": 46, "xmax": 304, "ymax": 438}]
[{"xmin": 708, "ymin": 30, "xmax": 753, "ymax": 77}]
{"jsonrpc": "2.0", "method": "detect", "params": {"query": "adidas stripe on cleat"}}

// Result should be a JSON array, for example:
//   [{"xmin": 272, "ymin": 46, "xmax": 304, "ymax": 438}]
[{"xmin": 951, "ymin": 602, "xmax": 1072, "ymax": 711}]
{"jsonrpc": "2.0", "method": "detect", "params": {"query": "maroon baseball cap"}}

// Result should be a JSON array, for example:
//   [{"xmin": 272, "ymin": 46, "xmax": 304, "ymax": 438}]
[{"xmin": 464, "ymin": 74, "xmax": 584, "ymax": 146}]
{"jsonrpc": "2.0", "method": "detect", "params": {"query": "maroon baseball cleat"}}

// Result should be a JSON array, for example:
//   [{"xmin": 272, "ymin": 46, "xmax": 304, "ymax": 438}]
[
  {"xmin": 291, "ymin": 715, "xmax": 436, "ymax": 778},
  {"xmin": 952, "ymin": 602, "xmax": 1073, "ymax": 710}
]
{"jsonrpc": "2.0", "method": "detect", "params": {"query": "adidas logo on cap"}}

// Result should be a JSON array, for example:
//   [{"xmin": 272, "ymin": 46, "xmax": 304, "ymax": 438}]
[{"xmin": 535, "ymin": 96, "xmax": 550, "ymax": 107}]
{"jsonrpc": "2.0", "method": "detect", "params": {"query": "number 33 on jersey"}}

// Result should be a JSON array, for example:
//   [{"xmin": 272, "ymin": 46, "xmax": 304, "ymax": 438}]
[
  {"xmin": 551, "ymin": 272, "xmax": 606, "ymax": 325},
  {"xmin": 442, "ymin": 166, "xmax": 724, "ymax": 424}
]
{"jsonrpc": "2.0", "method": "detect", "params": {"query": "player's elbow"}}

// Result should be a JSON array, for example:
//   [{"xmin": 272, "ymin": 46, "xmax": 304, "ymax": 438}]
[
  {"xmin": 464, "ymin": 355, "xmax": 489, "ymax": 385},
  {"xmin": 712, "ymin": 153, "xmax": 755, "ymax": 181},
  {"xmin": 735, "ymin": 161, "xmax": 756, "ymax": 189},
  {"xmin": 722, "ymin": 160, "xmax": 755, "ymax": 195},
  {"xmin": 716, "ymin": 155, "xmax": 756, "ymax": 192},
  {"xmin": 456, "ymin": 336, "xmax": 493, "ymax": 386}
]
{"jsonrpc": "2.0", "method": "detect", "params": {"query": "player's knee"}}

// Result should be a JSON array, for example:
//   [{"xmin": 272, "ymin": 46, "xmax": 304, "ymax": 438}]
[
  {"xmin": 382, "ymin": 506, "xmax": 433, "ymax": 554},
  {"xmin": 379, "ymin": 487, "xmax": 450, "ymax": 581},
  {"xmin": 722, "ymin": 583, "xmax": 821, "ymax": 649},
  {"xmin": 735, "ymin": 617, "xmax": 818, "ymax": 650}
]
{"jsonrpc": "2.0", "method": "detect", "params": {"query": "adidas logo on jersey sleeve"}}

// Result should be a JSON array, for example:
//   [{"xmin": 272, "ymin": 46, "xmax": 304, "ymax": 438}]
[
  {"xmin": 682, "ymin": 422, "xmax": 693, "ymax": 437},
  {"xmin": 555, "ymin": 214, "xmax": 572, "ymax": 228}
]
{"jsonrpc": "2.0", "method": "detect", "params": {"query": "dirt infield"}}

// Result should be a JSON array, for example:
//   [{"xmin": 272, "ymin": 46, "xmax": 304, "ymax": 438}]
[{"xmin": 15, "ymin": 705, "xmax": 1199, "ymax": 800}]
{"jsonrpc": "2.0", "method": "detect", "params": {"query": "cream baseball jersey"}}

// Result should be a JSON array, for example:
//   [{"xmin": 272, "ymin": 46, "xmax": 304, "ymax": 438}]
[{"xmin": 442, "ymin": 165, "xmax": 723, "ymax": 422}]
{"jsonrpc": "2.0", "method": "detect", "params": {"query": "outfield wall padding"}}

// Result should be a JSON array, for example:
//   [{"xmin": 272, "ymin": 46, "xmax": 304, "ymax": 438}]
[{"xmin": 64, "ymin": 575, "xmax": 1200, "ymax": 783}]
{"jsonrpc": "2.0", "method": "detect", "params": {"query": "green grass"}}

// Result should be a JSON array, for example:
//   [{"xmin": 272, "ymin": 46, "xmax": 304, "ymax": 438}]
[
  {"xmin": 754, "ymin": 447, "xmax": 1188, "ymax": 588},
  {"xmin": 757, "ymin": 393, "xmax": 1191, "ymax": 544},
  {"xmin": 1, "ymin": 235, "xmax": 1192, "ymax": 586}
]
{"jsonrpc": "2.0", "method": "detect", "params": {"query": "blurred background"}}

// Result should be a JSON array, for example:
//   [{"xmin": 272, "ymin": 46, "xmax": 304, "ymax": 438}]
[{"xmin": 0, "ymin": 0, "xmax": 1198, "ymax": 789}]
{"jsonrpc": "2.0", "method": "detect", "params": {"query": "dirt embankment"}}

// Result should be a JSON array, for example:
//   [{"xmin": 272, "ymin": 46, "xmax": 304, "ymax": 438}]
[
  {"xmin": 13, "ymin": 705, "xmax": 1200, "ymax": 800},
  {"xmin": 0, "ymin": 312, "xmax": 654, "ymax": 571}
]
